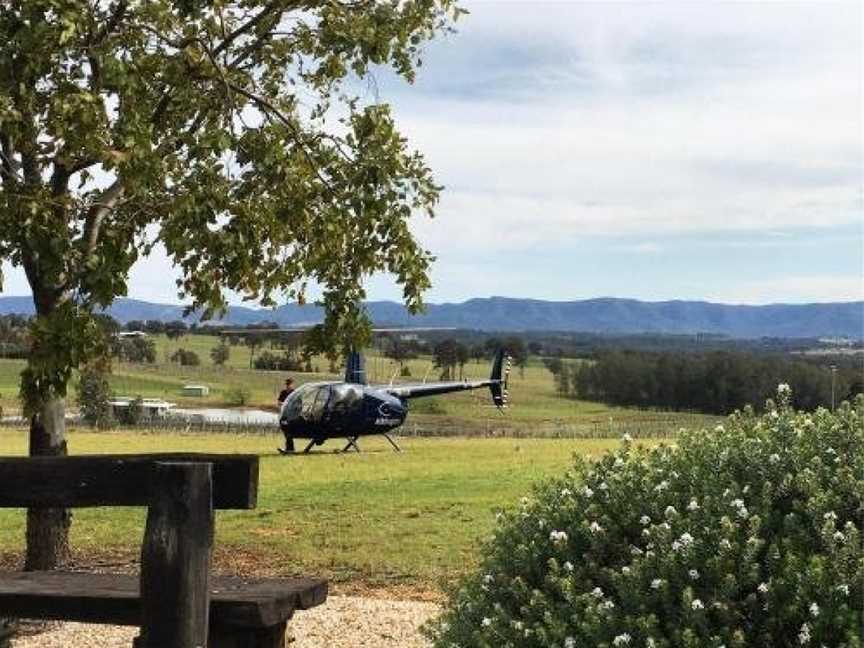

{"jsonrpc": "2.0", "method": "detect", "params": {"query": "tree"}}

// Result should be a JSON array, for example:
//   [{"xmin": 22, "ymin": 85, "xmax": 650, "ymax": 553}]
[
  {"xmin": 76, "ymin": 362, "xmax": 113, "ymax": 428},
  {"xmin": 433, "ymin": 338, "xmax": 466, "ymax": 381},
  {"xmin": 170, "ymin": 348, "xmax": 200, "ymax": 366},
  {"xmin": 164, "ymin": 320, "xmax": 188, "ymax": 340},
  {"xmin": 503, "ymin": 336, "xmax": 528, "ymax": 377},
  {"xmin": 0, "ymin": 0, "xmax": 460, "ymax": 568},
  {"xmin": 210, "ymin": 342, "xmax": 230, "ymax": 366}
]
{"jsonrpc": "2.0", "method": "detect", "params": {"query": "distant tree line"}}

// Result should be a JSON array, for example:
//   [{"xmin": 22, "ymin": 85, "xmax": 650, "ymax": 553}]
[{"xmin": 547, "ymin": 350, "xmax": 862, "ymax": 414}]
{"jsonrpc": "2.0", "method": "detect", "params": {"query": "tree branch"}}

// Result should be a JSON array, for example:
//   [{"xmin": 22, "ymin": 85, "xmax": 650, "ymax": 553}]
[
  {"xmin": 82, "ymin": 180, "xmax": 125, "ymax": 254},
  {"xmin": 226, "ymin": 81, "xmax": 336, "ymax": 196}
]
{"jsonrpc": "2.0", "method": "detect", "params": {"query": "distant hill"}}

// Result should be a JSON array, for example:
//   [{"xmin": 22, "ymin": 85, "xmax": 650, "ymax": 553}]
[{"xmin": 0, "ymin": 295, "xmax": 861, "ymax": 339}]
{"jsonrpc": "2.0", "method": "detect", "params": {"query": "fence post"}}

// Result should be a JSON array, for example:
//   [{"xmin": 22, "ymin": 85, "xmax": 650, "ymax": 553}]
[{"xmin": 137, "ymin": 462, "xmax": 213, "ymax": 648}]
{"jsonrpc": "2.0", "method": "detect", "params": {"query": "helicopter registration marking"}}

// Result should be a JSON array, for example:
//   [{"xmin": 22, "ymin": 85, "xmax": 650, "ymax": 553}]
[{"xmin": 375, "ymin": 417, "xmax": 401, "ymax": 426}]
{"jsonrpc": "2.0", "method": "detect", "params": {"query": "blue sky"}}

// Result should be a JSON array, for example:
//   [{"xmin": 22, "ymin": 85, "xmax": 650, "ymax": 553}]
[{"xmin": 3, "ymin": 1, "xmax": 862, "ymax": 306}]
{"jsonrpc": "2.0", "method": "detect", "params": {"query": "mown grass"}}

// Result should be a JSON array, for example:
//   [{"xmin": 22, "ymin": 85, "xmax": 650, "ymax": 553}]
[{"xmin": 0, "ymin": 428, "xmax": 657, "ymax": 588}]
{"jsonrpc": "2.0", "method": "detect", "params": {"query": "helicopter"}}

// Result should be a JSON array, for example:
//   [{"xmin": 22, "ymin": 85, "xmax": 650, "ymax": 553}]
[{"xmin": 277, "ymin": 348, "xmax": 511, "ymax": 454}]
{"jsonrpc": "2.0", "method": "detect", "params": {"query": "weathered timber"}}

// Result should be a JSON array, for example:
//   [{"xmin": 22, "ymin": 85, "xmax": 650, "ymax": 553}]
[
  {"xmin": 0, "ymin": 572, "xmax": 327, "ymax": 628},
  {"xmin": 138, "ymin": 462, "xmax": 213, "ymax": 648},
  {"xmin": 0, "ymin": 454, "xmax": 258, "ymax": 509}
]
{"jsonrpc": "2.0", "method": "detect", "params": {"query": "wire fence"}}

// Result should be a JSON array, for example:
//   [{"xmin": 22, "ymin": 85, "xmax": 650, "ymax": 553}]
[{"xmin": 0, "ymin": 412, "xmax": 716, "ymax": 439}]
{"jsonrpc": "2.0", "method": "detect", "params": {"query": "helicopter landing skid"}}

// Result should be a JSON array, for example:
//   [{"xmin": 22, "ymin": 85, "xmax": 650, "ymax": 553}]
[
  {"xmin": 382, "ymin": 433, "xmax": 402, "ymax": 452},
  {"xmin": 341, "ymin": 437, "xmax": 361, "ymax": 453}
]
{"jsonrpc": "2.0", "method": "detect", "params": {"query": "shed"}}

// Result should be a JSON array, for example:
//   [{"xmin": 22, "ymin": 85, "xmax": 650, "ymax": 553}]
[{"xmin": 182, "ymin": 385, "xmax": 210, "ymax": 397}]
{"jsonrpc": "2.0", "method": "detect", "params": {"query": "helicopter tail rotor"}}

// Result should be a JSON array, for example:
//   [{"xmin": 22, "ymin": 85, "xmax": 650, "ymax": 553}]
[{"xmin": 489, "ymin": 350, "xmax": 511, "ymax": 409}]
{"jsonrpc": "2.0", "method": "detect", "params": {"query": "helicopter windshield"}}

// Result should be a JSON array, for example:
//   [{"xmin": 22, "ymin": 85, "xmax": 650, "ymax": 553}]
[{"xmin": 282, "ymin": 383, "xmax": 320, "ymax": 421}]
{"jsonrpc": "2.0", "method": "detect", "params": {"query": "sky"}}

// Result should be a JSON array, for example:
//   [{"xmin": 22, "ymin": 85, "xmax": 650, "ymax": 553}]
[{"xmin": 3, "ymin": 1, "xmax": 862, "ymax": 306}]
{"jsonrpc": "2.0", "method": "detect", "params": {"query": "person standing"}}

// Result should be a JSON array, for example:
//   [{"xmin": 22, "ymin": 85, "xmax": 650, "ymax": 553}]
[
  {"xmin": 277, "ymin": 378, "xmax": 296, "ymax": 453},
  {"xmin": 278, "ymin": 377, "xmax": 295, "ymax": 405}
]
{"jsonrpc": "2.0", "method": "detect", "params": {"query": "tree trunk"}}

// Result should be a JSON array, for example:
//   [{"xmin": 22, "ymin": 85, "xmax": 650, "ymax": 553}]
[{"xmin": 25, "ymin": 396, "xmax": 72, "ymax": 570}]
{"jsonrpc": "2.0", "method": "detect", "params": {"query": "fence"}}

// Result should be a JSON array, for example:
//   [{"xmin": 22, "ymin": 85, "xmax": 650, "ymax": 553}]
[{"xmin": 0, "ymin": 412, "xmax": 717, "ymax": 439}]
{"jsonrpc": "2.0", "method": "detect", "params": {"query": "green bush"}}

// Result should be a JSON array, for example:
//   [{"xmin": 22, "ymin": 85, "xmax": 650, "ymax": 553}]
[
  {"xmin": 76, "ymin": 364, "xmax": 114, "ymax": 428},
  {"xmin": 225, "ymin": 386, "xmax": 252, "ymax": 407},
  {"xmin": 428, "ymin": 388, "xmax": 863, "ymax": 648},
  {"xmin": 170, "ymin": 348, "xmax": 200, "ymax": 366},
  {"xmin": 115, "ymin": 396, "xmax": 144, "ymax": 425}
]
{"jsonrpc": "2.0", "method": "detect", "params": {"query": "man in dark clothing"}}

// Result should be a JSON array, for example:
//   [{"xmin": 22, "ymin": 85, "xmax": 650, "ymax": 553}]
[
  {"xmin": 278, "ymin": 378, "xmax": 295, "ymax": 405},
  {"xmin": 277, "ymin": 378, "xmax": 296, "ymax": 453}
]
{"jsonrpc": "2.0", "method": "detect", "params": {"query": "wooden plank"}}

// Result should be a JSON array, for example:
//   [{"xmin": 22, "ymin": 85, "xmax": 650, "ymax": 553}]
[
  {"xmin": 138, "ymin": 462, "xmax": 213, "ymax": 648},
  {"xmin": 0, "ymin": 454, "xmax": 258, "ymax": 509},
  {"xmin": 0, "ymin": 572, "xmax": 327, "ymax": 628}
]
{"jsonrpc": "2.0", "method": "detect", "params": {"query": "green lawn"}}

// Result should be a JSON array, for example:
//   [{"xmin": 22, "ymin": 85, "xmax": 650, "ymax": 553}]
[
  {"xmin": 0, "ymin": 334, "xmax": 715, "ymax": 437},
  {"xmin": 0, "ymin": 428, "xmax": 653, "ymax": 589}
]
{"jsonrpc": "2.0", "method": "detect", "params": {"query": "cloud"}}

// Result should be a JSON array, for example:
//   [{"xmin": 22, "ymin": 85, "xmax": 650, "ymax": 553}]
[{"xmin": 706, "ymin": 275, "xmax": 864, "ymax": 305}]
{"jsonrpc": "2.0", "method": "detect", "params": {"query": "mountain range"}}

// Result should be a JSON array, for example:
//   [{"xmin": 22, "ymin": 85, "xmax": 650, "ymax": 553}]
[{"xmin": 0, "ymin": 296, "xmax": 861, "ymax": 339}]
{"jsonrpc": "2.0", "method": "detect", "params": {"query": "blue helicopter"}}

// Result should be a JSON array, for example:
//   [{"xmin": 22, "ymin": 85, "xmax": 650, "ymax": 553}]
[{"xmin": 278, "ymin": 349, "xmax": 511, "ymax": 453}]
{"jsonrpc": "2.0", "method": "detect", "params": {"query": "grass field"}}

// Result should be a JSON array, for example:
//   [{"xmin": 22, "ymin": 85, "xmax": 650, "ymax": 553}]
[
  {"xmin": 0, "ymin": 334, "xmax": 715, "ymax": 438},
  {"xmin": 0, "ymin": 428, "xmax": 660, "ymax": 590}
]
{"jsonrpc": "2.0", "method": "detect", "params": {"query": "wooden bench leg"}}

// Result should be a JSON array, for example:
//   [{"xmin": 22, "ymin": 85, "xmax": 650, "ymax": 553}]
[
  {"xmin": 0, "ymin": 618, "xmax": 16, "ymax": 648},
  {"xmin": 208, "ymin": 621, "xmax": 287, "ymax": 648}
]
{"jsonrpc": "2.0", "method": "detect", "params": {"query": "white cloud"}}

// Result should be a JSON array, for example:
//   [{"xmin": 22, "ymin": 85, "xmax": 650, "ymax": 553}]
[{"xmin": 707, "ymin": 275, "xmax": 864, "ymax": 305}]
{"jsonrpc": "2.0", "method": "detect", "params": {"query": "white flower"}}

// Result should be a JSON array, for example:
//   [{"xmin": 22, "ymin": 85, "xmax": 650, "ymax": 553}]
[
  {"xmin": 621, "ymin": 566, "xmax": 631, "ymax": 575},
  {"xmin": 560, "ymin": 488, "xmax": 572, "ymax": 497},
  {"xmin": 769, "ymin": 453, "xmax": 780, "ymax": 463},
  {"xmin": 646, "ymin": 639, "xmax": 656, "ymax": 648},
  {"xmin": 482, "ymin": 574, "xmax": 494, "ymax": 584},
  {"xmin": 833, "ymin": 531, "xmax": 845, "ymax": 542},
  {"xmin": 524, "ymin": 628, "xmax": 532, "ymax": 637},
  {"xmin": 582, "ymin": 486, "xmax": 594, "ymax": 498},
  {"xmin": 691, "ymin": 599, "xmax": 704, "ymax": 610},
  {"xmin": 622, "ymin": 433, "xmax": 633, "ymax": 442},
  {"xmin": 481, "ymin": 617, "xmax": 492, "ymax": 627},
  {"xmin": 550, "ymin": 530, "xmax": 568, "ymax": 544},
  {"xmin": 664, "ymin": 505, "xmax": 677, "ymax": 518},
  {"xmin": 770, "ymin": 410, "xmax": 779, "ymax": 420},
  {"xmin": 687, "ymin": 499, "xmax": 699, "ymax": 511},
  {"xmin": 614, "ymin": 457, "xmax": 624, "ymax": 468},
  {"xmin": 640, "ymin": 515, "xmax": 651, "ymax": 525},
  {"xmin": 836, "ymin": 584, "xmax": 849, "ymax": 596},
  {"xmin": 758, "ymin": 582, "xmax": 769, "ymax": 593},
  {"xmin": 689, "ymin": 569, "xmax": 700, "ymax": 580},
  {"xmin": 538, "ymin": 519, "xmax": 546, "ymax": 529},
  {"xmin": 798, "ymin": 622, "xmax": 811, "ymax": 645},
  {"xmin": 809, "ymin": 602, "xmax": 820, "ymax": 617},
  {"xmin": 777, "ymin": 383, "xmax": 791, "ymax": 396},
  {"xmin": 612, "ymin": 633, "xmax": 631, "ymax": 646},
  {"xmin": 599, "ymin": 599, "xmax": 615, "ymax": 610},
  {"xmin": 720, "ymin": 539, "xmax": 732, "ymax": 550},
  {"xmin": 599, "ymin": 481, "xmax": 608, "ymax": 490},
  {"xmin": 589, "ymin": 521, "xmax": 603, "ymax": 534},
  {"xmin": 564, "ymin": 638, "xmax": 576, "ymax": 648},
  {"xmin": 715, "ymin": 424, "xmax": 725, "ymax": 433},
  {"xmin": 563, "ymin": 561, "xmax": 574, "ymax": 572},
  {"xmin": 671, "ymin": 541, "xmax": 681, "ymax": 552},
  {"xmin": 513, "ymin": 621, "xmax": 523, "ymax": 630},
  {"xmin": 654, "ymin": 480, "xmax": 669, "ymax": 492},
  {"xmin": 651, "ymin": 579, "xmax": 663, "ymax": 589},
  {"xmin": 660, "ymin": 522, "xmax": 671, "ymax": 531},
  {"xmin": 591, "ymin": 587, "xmax": 604, "ymax": 598},
  {"xmin": 679, "ymin": 532, "xmax": 694, "ymax": 547},
  {"xmin": 824, "ymin": 511, "xmax": 838, "ymax": 522}
]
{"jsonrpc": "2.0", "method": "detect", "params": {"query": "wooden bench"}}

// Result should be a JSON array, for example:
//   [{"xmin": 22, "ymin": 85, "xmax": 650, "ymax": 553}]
[{"xmin": 0, "ymin": 454, "xmax": 327, "ymax": 648}]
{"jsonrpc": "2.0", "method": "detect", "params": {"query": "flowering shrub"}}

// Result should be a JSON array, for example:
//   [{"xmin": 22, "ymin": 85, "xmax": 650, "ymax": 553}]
[{"xmin": 428, "ymin": 388, "xmax": 863, "ymax": 648}]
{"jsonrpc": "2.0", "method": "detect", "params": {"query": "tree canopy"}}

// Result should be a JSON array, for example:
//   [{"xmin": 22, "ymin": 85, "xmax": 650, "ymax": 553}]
[{"xmin": 1, "ymin": 0, "xmax": 461, "ymax": 400}]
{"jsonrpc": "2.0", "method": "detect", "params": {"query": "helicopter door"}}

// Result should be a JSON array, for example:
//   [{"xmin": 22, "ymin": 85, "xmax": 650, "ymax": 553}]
[{"xmin": 300, "ymin": 385, "xmax": 332, "ymax": 425}]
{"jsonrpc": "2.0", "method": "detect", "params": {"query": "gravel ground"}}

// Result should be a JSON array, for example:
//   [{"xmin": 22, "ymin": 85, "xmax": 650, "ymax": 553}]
[{"xmin": 10, "ymin": 595, "xmax": 440, "ymax": 648}]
